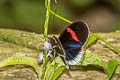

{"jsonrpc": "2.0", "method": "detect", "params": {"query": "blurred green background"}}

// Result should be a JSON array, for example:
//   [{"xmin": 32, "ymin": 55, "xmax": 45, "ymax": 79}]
[{"xmin": 0, "ymin": 0, "xmax": 120, "ymax": 34}]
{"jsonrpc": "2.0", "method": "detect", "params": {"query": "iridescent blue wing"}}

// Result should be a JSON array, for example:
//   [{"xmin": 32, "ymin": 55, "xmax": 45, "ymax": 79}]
[{"xmin": 59, "ymin": 21, "xmax": 89, "ymax": 65}]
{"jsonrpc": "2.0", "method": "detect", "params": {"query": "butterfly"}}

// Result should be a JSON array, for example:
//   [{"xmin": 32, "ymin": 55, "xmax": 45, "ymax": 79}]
[{"xmin": 39, "ymin": 21, "xmax": 90, "ymax": 69}]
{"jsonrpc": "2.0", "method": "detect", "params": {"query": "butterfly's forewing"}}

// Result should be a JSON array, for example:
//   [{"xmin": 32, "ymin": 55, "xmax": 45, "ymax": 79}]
[{"xmin": 59, "ymin": 21, "xmax": 89, "ymax": 65}]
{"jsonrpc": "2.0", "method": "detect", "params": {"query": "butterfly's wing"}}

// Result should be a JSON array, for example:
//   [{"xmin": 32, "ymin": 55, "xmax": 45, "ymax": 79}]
[
  {"xmin": 59, "ymin": 21, "xmax": 89, "ymax": 65},
  {"xmin": 50, "ymin": 36, "xmax": 71, "ymax": 69}
]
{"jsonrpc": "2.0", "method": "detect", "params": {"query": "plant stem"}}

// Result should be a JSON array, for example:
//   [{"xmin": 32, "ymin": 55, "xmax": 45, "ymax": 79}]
[
  {"xmin": 45, "ymin": 0, "xmax": 72, "ymax": 24},
  {"xmin": 90, "ymin": 32, "xmax": 120, "ymax": 53},
  {"xmin": 41, "ymin": 0, "xmax": 51, "ymax": 80}
]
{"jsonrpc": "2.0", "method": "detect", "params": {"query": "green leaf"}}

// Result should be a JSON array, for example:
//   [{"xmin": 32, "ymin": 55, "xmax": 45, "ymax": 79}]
[
  {"xmin": 84, "ymin": 33, "xmax": 100, "ymax": 48},
  {"xmin": 77, "ymin": 50, "xmax": 106, "ymax": 69},
  {"xmin": 51, "ymin": 66, "xmax": 65, "ymax": 80},
  {"xmin": 0, "ymin": 56, "xmax": 40, "ymax": 80},
  {"xmin": 46, "ymin": 57, "xmax": 65, "ymax": 80},
  {"xmin": 44, "ymin": 64, "xmax": 52, "ymax": 80},
  {"xmin": 46, "ymin": 64, "xmax": 65, "ymax": 80},
  {"xmin": 51, "ymin": 56, "xmax": 65, "ymax": 66},
  {"xmin": 46, "ymin": 65, "xmax": 55, "ymax": 80},
  {"xmin": 107, "ymin": 58, "xmax": 118, "ymax": 80}
]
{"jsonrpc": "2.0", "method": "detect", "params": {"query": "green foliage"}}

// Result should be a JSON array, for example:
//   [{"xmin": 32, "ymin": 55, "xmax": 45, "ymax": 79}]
[
  {"xmin": 0, "ymin": 56, "xmax": 41, "ymax": 80},
  {"xmin": 77, "ymin": 50, "xmax": 106, "ymax": 69},
  {"xmin": 50, "ymin": 66, "xmax": 65, "ymax": 80},
  {"xmin": 84, "ymin": 33, "xmax": 100, "ymax": 48},
  {"xmin": 46, "ymin": 64, "xmax": 65, "ymax": 80},
  {"xmin": 107, "ymin": 58, "xmax": 118, "ymax": 80},
  {"xmin": 43, "ymin": 56, "xmax": 65, "ymax": 80}
]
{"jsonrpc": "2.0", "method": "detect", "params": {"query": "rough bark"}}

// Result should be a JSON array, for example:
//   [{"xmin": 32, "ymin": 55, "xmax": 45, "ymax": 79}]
[{"xmin": 0, "ymin": 29, "xmax": 120, "ymax": 80}]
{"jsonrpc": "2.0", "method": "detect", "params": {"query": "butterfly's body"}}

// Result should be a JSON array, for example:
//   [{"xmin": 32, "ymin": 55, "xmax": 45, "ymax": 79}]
[{"xmin": 39, "ymin": 21, "xmax": 90, "ymax": 69}]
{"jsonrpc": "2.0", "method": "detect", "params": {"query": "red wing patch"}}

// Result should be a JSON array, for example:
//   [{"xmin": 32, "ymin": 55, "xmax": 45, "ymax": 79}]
[{"xmin": 66, "ymin": 27, "xmax": 79, "ymax": 42}]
